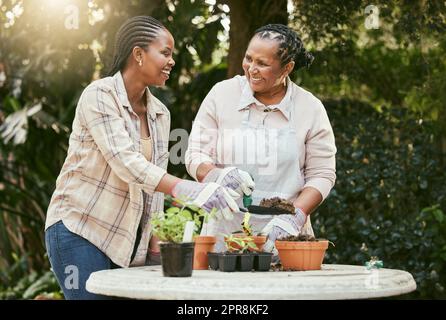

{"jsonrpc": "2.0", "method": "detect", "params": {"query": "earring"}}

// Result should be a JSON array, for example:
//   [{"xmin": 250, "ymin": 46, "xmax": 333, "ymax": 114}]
[
  {"xmin": 282, "ymin": 76, "xmax": 287, "ymax": 86},
  {"xmin": 138, "ymin": 60, "xmax": 142, "ymax": 66}
]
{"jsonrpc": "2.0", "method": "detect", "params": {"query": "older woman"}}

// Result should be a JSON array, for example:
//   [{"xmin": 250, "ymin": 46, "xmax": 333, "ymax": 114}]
[
  {"xmin": 185, "ymin": 24, "xmax": 336, "ymax": 253},
  {"xmin": 45, "ymin": 16, "xmax": 239, "ymax": 300}
]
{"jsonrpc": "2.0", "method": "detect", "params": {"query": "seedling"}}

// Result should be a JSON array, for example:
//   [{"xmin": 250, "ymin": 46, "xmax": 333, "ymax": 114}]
[
  {"xmin": 241, "ymin": 211, "xmax": 253, "ymax": 236},
  {"xmin": 223, "ymin": 234, "xmax": 258, "ymax": 253}
]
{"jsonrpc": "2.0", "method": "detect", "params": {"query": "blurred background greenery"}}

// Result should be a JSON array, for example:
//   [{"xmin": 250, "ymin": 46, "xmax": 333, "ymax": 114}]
[{"xmin": 0, "ymin": 0, "xmax": 445, "ymax": 299}]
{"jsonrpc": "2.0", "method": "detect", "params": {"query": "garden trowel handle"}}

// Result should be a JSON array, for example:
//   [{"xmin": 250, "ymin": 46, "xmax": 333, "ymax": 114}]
[
  {"xmin": 243, "ymin": 194, "xmax": 253, "ymax": 208},
  {"xmin": 242, "ymin": 172, "xmax": 254, "ymax": 209}
]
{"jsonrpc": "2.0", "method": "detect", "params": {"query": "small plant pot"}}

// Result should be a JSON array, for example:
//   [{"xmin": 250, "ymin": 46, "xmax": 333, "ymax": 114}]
[
  {"xmin": 193, "ymin": 236, "xmax": 216, "ymax": 270},
  {"xmin": 218, "ymin": 253, "xmax": 237, "ymax": 272},
  {"xmin": 207, "ymin": 252, "xmax": 219, "ymax": 270},
  {"xmin": 251, "ymin": 236, "xmax": 267, "ymax": 252},
  {"xmin": 159, "ymin": 242, "xmax": 195, "ymax": 277},
  {"xmin": 253, "ymin": 252, "xmax": 273, "ymax": 271},
  {"xmin": 275, "ymin": 240, "xmax": 329, "ymax": 271},
  {"xmin": 236, "ymin": 253, "xmax": 254, "ymax": 271}
]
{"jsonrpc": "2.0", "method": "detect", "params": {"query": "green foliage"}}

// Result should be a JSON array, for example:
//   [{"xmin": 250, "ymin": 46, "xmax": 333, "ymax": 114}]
[
  {"xmin": 150, "ymin": 208, "xmax": 191, "ymax": 243},
  {"xmin": 292, "ymin": 0, "xmax": 446, "ymax": 136},
  {"xmin": 0, "ymin": 270, "xmax": 62, "ymax": 300},
  {"xmin": 312, "ymin": 99, "xmax": 446, "ymax": 299},
  {"xmin": 152, "ymin": 196, "xmax": 216, "ymax": 243},
  {"xmin": 241, "ymin": 212, "xmax": 253, "ymax": 236},
  {"xmin": 223, "ymin": 234, "xmax": 257, "ymax": 253},
  {"xmin": 0, "ymin": 94, "xmax": 69, "ymax": 279}
]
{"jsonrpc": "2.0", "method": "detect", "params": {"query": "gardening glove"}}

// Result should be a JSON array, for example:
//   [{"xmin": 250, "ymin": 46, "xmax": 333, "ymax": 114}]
[
  {"xmin": 172, "ymin": 180, "xmax": 240, "ymax": 220},
  {"xmin": 203, "ymin": 167, "xmax": 255, "ymax": 198},
  {"xmin": 260, "ymin": 208, "xmax": 307, "ymax": 254}
]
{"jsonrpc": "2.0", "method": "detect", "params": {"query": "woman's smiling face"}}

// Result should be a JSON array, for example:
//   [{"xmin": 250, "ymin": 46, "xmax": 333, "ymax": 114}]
[
  {"xmin": 140, "ymin": 28, "xmax": 175, "ymax": 86},
  {"xmin": 242, "ymin": 35, "xmax": 287, "ymax": 94}
]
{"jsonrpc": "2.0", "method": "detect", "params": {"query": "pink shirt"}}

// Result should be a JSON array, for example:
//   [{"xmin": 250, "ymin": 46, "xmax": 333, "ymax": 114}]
[{"xmin": 185, "ymin": 75, "xmax": 336, "ymax": 201}]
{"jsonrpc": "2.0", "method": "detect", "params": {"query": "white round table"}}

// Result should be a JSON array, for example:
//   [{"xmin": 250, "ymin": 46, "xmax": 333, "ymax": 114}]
[{"xmin": 86, "ymin": 264, "xmax": 416, "ymax": 300}]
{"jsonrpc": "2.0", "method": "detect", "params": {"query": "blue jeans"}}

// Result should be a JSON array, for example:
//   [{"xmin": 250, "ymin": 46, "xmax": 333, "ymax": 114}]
[{"xmin": 45, "ymin": 221, "xmax": 119, "ymax": 300}]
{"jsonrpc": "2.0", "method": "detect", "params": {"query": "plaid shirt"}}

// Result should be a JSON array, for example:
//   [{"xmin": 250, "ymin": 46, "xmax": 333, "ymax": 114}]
[{"xmin": 45, "ymin": 72, "xmax": 170, "ymax": 267}]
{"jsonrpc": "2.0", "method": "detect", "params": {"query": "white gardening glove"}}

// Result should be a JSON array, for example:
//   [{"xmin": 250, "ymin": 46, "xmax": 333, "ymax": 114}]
[
  {"xmin": 203, "ymin": 167, "xmax": 255, "ymax": 198},
  {"xmin": 172, "ymin": 180, "xmax": 239, "ymax": 220},
  {"xmin": 261, "ymin": 208, "xmax": 307, "ymax": 254}
]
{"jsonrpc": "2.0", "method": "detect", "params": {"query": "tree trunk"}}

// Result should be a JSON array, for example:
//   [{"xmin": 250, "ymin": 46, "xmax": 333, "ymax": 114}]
[
  {"xmin": 438, "ymin": 112, "xmax": 446, "ymax": 168},
  {"xmin": 221, "ymin": 0, "xmax": 288, "ymax": 78}
]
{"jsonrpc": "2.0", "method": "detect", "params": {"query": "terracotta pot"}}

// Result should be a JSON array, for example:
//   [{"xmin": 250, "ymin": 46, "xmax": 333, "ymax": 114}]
[
  {"xmin": 193, "ymin": 236, "xmax": 216, "ymax": 270},
  {"xmin": 251, "ymin": 235, "xmax": 267, "ymax": 252},
  {"xmin": 275, "ymin": 240, "xmax": 329, "ymax": 271},
  {"xmin": 225, "ymin": 234, "xmax": 267, "ymax": 252}
]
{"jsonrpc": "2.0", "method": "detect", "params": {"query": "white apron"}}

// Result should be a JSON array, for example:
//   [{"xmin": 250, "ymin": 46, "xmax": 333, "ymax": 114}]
[{"xmin": 201, "ymin": 101, "xmax": 314, "ymax": 252}]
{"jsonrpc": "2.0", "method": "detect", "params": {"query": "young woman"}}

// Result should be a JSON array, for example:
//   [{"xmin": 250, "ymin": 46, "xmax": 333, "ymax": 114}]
[{"xmin": 45, "ymin": 16, "xmax": 239, "ymax": 299}]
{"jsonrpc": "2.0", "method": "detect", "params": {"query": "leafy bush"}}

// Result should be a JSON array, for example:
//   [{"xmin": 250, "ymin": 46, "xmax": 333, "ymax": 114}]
[
  {"xmin": 0, "ymin": 95, "xmax": 70, "ymax": 285},
  {"xmin": 151, "ymin": 206, "xmax": 195, "ymax": 243},
  {"xmin": 152, "ymin": 196, "xmax": 216, "ymax": 243},
  {"xmin": 312, "ymin": 99, "xmax": 446, "ymax": 299},
  {"xmin": 0, "ymin": 270, "xmax": 63, "ymax": 300}
]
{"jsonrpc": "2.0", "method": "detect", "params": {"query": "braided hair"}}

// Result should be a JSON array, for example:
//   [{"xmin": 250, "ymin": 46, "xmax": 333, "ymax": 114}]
[
  {"xmin": 107, "ymin": 16, "xmax": 165, "ymax": 76},
  {"xmin": 254, "ymin": 24, "xmax": 314, "ymax": 70}
]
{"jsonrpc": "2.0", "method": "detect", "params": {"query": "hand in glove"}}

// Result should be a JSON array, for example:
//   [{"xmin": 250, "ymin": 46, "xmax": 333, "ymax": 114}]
[
  {"xmin": 172, "ymin": 180, "xmax": 239, "ymax": 220},
  {"xmin": 203, "ymin": 167, "xmax": 255, "ymax": 198},
  {"xmin": 261, "ymin": 208, "xmax": 307, "ymax": 254}
]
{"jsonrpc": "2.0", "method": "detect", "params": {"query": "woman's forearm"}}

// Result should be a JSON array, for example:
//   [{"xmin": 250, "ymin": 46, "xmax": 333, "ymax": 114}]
[
  {"xmin": 155, "ymin": 161, "xmax": 216, "ymax": 195},
  {"xmin": 293, "ymin": 187, "xmax": 323, "ymax": 216},
  {"xmin": 195, "ymin": 162, "xmax": 216, "ymax": 182},
  {"xmin": 155, "ymin": 173, "xmax": 182, "ymax": 195}
]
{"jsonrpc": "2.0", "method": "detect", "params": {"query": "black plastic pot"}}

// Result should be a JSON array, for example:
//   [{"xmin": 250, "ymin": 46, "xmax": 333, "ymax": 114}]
[
  {"xmin": 159, "ymin": 242, "xmax": 195, "ymax": 277},
  {"xmin": 253, "ymin": 252, "xmax": 273, "ymax": 271},
  {"xmin": 218, "ymin": 253, "xmax": 237, "ymax": 272},
  {"xmin": 236, "ymin": 253, "xmax": 254, "ymax": 271},
  {"xmin": 207, "ymin": 252, "xmax": 219, "ymax": 270}
]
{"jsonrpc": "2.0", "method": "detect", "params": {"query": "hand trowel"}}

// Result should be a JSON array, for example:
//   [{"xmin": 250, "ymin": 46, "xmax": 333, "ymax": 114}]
[{"xmin": 240, "ymin": 195, "xmax": 291, "ymax": 215}]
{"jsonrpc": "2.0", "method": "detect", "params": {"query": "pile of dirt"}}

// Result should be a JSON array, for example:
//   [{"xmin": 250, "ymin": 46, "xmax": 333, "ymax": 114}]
[
  {"xmin": 259, "ymin": 197, "xmax": 295, "ymax": 214},
  {"xmin": 279, "ymin": 234, "xmax": 318, "ymax": 241}
]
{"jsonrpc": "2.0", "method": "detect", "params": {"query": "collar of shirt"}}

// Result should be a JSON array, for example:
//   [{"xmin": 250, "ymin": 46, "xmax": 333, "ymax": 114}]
[
  {"xmin": 113, "ymin": 71, "xmax": 167, "ymax": 120},
  {"xmin": 237, "ymin": 76, "xmax": 293, "ymax": 120}
]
